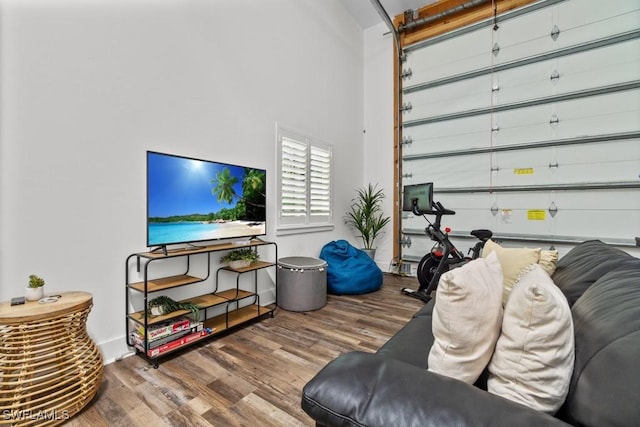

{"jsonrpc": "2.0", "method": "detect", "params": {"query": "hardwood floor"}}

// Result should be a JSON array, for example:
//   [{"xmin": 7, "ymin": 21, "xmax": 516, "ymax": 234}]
[{"xmin": 65, "ymin": 274, "xmax": 423, "ymax": 427}]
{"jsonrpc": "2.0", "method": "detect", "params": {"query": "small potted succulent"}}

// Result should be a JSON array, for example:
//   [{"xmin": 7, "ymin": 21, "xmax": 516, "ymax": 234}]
[
  {"xmin": 147, "ymin": 295, "xmax": 201, "ymax": 321},
  {"xmin": 220, "ymin": 248, "xmax": 260, "ymax": 269},
  {"xmin": 25, "ymin": 274, "xmax": 45, "ymax": 301}
]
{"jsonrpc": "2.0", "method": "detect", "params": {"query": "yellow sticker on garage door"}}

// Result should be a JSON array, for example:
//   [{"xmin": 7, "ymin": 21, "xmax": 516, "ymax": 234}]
[
  {"xmin": 514, "ymin": 168, "xmax": 534, "ymax": 175},
  {"xmin": 527, "ymin": 210, "xmax": 546, "ymax": 220}
]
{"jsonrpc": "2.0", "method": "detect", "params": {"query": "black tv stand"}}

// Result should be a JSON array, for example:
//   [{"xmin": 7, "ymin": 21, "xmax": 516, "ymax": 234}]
[{"xmin": 149, "ymin": 245, "xmax": 168, "ymax": 256}]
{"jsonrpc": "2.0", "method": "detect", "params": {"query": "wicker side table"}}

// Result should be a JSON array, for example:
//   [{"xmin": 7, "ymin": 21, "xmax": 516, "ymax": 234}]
[{"xmin": 0, "ymin": 292, "xmax": 103, "ymax": 426}]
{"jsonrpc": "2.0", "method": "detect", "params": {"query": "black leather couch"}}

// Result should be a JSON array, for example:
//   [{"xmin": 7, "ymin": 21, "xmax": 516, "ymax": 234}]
[{"xmin": 302, "ymin": 240, "xmax": 640, "ymax": 426}]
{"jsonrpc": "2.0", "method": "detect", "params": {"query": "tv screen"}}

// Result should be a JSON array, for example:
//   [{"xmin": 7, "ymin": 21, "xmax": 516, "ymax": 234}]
[
  {"xmin": 147, "ymin": 151, "xmax": 266, "ymax": 248},
  {"xmin": 402, "ymin": 182, "xmax": 433, "ymax": 213}
]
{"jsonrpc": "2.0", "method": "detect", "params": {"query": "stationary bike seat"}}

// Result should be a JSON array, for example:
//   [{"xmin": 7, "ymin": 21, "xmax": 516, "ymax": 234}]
[{"xmin": 470, "ymin": 229, "xmax": 493, "ymax": 240}]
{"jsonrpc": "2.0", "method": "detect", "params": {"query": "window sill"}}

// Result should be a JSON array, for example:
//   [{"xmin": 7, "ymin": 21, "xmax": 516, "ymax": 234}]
[{"xmin": 276, "ymin": 224, "xmax": 334, "ymax": 236}]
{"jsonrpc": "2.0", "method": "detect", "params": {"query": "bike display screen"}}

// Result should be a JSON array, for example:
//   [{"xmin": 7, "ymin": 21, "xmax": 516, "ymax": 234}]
[{"xmin": 402, "ymin": 182, "xmax": 433, "ymax": 213}]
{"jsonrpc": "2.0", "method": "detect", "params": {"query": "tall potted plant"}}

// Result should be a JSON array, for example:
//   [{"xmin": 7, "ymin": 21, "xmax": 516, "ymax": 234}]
[{"xmin": 345, "ymin": 183, "xmax": 391, "ymax": 258}]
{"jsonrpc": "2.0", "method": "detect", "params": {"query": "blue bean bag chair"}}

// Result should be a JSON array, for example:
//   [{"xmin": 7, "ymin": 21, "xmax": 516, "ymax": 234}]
[{"xmin": 319, "ymin": 240, "xmax": 383, "ymax": 295}]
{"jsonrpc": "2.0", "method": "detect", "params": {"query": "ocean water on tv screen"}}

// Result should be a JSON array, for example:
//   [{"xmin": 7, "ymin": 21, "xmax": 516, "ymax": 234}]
[
  {"xmin": 148, "ymin": 222, "xmax": 218, "ymax": 246},
  {"xmin": 148, "ymin": 221, "xmax": 265, "ymax": 246}
]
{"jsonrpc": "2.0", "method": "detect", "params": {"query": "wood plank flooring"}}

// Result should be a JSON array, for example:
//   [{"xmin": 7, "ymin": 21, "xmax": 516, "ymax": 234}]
[{"xmin": 64, "ymin": 274, "xmax": 423, "ymax": 427}]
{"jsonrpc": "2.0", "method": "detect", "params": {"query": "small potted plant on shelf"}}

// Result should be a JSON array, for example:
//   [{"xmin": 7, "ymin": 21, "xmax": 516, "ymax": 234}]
[
  {"xmin": 345, "ymin": 183, "xmax": 391, "ymax": 259},
  {"xmin": 25, "ymin": 274, "xmax": 45, "ymax": 301},
  {"xmin": 147, "ymin": 296, "xmax": 201, "ymax": 321},
  {"xmin": 220, "ymin": 248, "xmax": 260, "ymax": 269}
]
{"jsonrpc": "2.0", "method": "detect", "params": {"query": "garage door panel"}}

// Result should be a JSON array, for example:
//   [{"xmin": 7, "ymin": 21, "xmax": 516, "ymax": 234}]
[
  {"xmin": 403, "ymin": 116, "xmax": 491, "ymax": 153},
  {"xmin": 556, "ymin": 1, "xmax": 640, "ymax": 47},
  {"xmin": 404, "ymin": 75, "xmax": 492, "ymax": 117},
  {"xmin": 554, "ymin": 140, "xmax": 640, "ymax": 183},
  {"xmin": 495, "ymin": 61, "xmax": 554, "ymax": 104},
  {"xmin": 406, "ymin": 27, "xmax": 493, "ymax": 82},
  {"xmin": 403, "ymin": 156, "xmax": 493, "ymax": 189},
  {"xmin": 557, "ymin": 140, "xmax": 640, "ymax": 164},
  {"xmin": 554, "ymin": 211, "xmax": 636, "ymax": 240},
  {"xmin": 553, "ymin": 190, "xmax": 640, "ymax": 239},
  {"xmin": 492, "ymin": 149, "xmax": 553, "ymax": 186},
  {"xmin": 489, "ymin": 192, "xmax": 556, "ymax": 236},
  {"xmin": 494, "ymin": 6, "xmax": 556, "ymax": 63},
  {"xmin": 557, "ymin": 39, "xmax": 640, "ymax": 92},
  {"xmin": 493, "ymin": 106, "xmax": 555, "ymax": 144},
  {"xmin": 554, "ymin": 90, "xmax": 640, "ymax": 137},
  {"xmin": 423, "ymin": 193, "xmax": 498, "ymax": 234}
]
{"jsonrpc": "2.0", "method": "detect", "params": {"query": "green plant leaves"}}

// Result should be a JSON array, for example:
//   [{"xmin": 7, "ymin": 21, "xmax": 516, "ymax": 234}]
[{"xmin": 345, "ymin": 183, "xmax": 391, "ymax": 250}]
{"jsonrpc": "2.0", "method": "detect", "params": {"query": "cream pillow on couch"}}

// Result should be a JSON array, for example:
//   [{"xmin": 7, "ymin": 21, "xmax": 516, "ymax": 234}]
[
  {"xmin": 428, "ymin": 252, "xmax": 504, "ymax": 384},
  {"xmin": 482, "ymin": 239, "xmax": 542, "ymax": 304},
  {"xmin": 539, "ymin": 249, "xmax": 559, "ymax": 276},
  {"xmin": 488, "ymin": 264, "xmax": 574, "ymax": 414}
]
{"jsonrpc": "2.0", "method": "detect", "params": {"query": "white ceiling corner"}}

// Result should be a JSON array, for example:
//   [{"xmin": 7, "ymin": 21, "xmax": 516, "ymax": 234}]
[{"xmin": 339, "ymin": 0, "xmax": 436, "ymax": 29}]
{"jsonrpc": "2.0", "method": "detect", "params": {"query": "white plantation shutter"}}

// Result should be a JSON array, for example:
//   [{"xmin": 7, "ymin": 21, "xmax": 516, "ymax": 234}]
[
  {"xmin": 310, "ymin": 144, "xmax": 331, "ymax": 222},
  {"xmin": 277, "ymin": 125, "xmax": 333, "ymax": 231},
  {"xmin": 281, "ymin": 137, "xmax": 307, "ymax": 220}
]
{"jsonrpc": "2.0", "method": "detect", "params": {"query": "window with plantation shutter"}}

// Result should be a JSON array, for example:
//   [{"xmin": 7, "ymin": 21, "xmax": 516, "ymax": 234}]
[{"xmin": 277, "ymin": 125, "xmax": 333, "ymax": 233}]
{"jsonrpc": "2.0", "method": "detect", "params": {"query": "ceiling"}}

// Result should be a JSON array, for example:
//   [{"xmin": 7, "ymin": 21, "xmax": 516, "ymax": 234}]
[{"xmin": 339, "ymin": 0, "xmax": 435, "ymax": 29}]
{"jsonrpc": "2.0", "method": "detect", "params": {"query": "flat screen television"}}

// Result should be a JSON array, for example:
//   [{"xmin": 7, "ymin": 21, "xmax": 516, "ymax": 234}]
[
  {"xmin": 402, "ymin": 182, "xmax": 433, "ymax": 213},
  {"xmin": 147, "ymin": 151, "xmax": 266, "ymax": 249}
]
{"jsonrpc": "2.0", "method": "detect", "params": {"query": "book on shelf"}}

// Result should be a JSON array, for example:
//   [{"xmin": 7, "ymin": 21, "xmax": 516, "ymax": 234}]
[
  {"xmin": 134, "ymin": 328, "xmax": 211, "ymax": 358},
  {"xmin": 130, "ymin": 322, "xmax": 204, "ymax": 348},
  {"xmin": 137, "ymin": 317, "xmax": 191, "ymax": 341},
  {"xmin": 131, "ymin": 321, "xmax": 204, "ymax": 349}
]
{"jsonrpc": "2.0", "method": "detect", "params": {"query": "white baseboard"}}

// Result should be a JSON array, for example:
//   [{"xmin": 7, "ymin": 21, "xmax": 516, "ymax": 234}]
[{"xmin": 98, "ymin": 335, "xmax": 135, "ymax": 365}]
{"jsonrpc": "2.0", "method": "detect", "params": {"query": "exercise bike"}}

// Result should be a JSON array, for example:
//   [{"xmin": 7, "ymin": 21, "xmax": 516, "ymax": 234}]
[{"xmin": 401, "ymin": 198, "xmax": 493, "ymax": 303}]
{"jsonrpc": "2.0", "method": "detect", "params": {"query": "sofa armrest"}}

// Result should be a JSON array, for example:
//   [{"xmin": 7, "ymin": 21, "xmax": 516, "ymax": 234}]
[{"xmin": 302, "ymin": 352, "xmax": 570, "ymax": 427}]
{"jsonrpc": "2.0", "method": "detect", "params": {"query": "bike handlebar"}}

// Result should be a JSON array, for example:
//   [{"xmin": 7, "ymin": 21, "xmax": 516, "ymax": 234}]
[{"xmin": 411, "ymin": 199, "xmax": 456, "ymax": 216}]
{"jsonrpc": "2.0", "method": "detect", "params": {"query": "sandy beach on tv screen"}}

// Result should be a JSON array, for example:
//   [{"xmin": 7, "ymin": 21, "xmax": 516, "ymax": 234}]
[{"xmin": 201, "ymin": 220, "xmax": 265, "ymax": 240}]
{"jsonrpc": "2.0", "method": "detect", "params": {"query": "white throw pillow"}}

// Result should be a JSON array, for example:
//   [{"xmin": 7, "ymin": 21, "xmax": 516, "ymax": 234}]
[
  {"xmin": 428, "ymin": 252, "xmax": 504, "ymax": 384},
  {"xmin": 488, "ymin": 264, "xmax": 574, "ymax": 414},
  {"xmin": 481, "ymin": 239, "xmax": 541, "ymax": 304}
]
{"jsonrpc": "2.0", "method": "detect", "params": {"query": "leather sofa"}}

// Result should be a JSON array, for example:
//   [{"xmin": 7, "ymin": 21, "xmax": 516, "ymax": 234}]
[{"xmin": 301, "ymin": 240, "xmax": 640, "ymax": 426}]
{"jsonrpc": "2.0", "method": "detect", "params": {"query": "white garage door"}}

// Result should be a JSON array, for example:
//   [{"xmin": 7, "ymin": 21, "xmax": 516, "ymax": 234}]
[{"xmin": 400, "ymin": 0, "xmax": 640, "ymax": 262}]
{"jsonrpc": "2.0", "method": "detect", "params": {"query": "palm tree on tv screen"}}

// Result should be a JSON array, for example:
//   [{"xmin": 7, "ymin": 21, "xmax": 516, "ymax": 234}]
[
  {"xmin": 210, "ymin": 167, "xmax": 265, "ymax": 221},
  {"xmin": 242, "ymin": 168, "xmax": 265, "ymax": 221},
  {"xmin": 211, "ymin": 168, "xmax": 238, "ymax": 204}
]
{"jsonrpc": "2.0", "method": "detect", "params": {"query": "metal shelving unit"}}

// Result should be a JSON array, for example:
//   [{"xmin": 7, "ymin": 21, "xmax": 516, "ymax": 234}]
[{"xmin": 125, "ymin": 240, "xmax": 277, "ymax": 368}]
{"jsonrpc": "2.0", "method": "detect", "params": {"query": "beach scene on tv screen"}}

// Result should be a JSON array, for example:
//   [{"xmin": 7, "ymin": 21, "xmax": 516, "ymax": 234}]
[{"xmin": 147, "ymin": 152, "xmax": 266, "ymax": 246}]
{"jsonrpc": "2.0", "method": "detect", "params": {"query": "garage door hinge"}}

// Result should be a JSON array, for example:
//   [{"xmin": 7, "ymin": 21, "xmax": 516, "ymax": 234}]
[
  {"xmin": 492, "ymin": 42, "xmax": 500, "ymax": 56},
  {"xmin": 401, "ymin": 68, "xmax": 412, "ymax": 80},
  {"xmin": 400, "ymin": 102, "xmax": 412, "ymax": 113},
  {"xmin": 402, "ymin": 136, "xmax": 413, "ymax": 146},
  {"xmin": 400, "ymin": 234, "xmax": 412, "ymax": 248},
  {"xmin": 550, "ymin": 70, "xmax": 560, "ymax": 84},
  {"xmin": 550, "ymin": 115, "xmax": 559, "ymax": 127},
  {"xmin": 551, "ymin": 25, "xmax": 560, "ymax": 41},
  {"xmin": 549, "ymin": 202, "xmax": 558, "ymax": 217},
  {"xmin": 402, "ymin": 172, "xmax": 413, "ymax": 179}
]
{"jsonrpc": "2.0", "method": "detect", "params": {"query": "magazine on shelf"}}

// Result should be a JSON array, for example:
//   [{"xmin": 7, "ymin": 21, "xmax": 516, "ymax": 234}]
[
  {"xmin": 132, "ymin": 321, "xmax": 204, "ymax": 349},
  {"xmin": 137, "ymin": 317, "xmax": 191, "ymax": 341}
]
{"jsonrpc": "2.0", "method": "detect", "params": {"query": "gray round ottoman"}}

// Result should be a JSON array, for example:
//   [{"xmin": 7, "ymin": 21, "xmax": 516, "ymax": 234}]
[{"xmin": 277, "ymin": 256, "xmax": 327, "ymax": 312}]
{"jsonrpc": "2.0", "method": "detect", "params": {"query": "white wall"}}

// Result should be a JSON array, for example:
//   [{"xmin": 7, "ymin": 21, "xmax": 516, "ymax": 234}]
[
  {"xmin": 363, "ymin": 23, "xmax": 395, "ymax": 270},
  {"xmin": 0, "ymin": 0, "xmax": 367, "ymax": 363}
]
